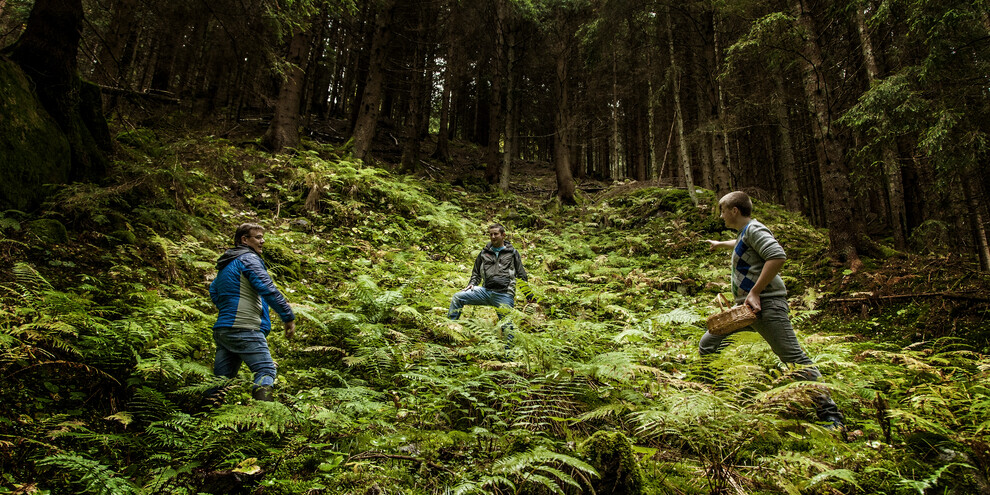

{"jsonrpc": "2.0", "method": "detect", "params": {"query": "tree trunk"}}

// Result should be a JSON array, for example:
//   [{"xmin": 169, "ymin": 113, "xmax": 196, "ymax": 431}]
[
  {"xmin": 793, "ymin": 0, "xmax": 861, "ymax": 267},
  {"xmin": 262, "ymin": 27, "xmax": 313, "ymax": 153},
  {"xmin": 666, "ymin": 7, "xmax": 697, "ymax": 205},
  {"xmin": 855, "ymin": 5, "xmax": 907, "ymax": 249},
  {"xmin": 94, "ymin": 0, "xmax": 138, "ymax": 87},
  {"xmin": 773, "ymin": 73, "xmax": 803, "ymax": 212},
  {"xmin": 498, "ymin": 25, "xmax": 516, "ymax": 191},
  {"xmin": 352, "ymin": 0, "xmax": 396, "ymax": 161},
  {"xmin": 8, "ymin": 0, "xmax": 109, "ymax": 182},
  {"xmin": 712, "ymin": 11, "xmax": 733, "ymax": 198},
  {"xmin": 432, "ymin": 21, "xmax": 457, "ymax": 163},
  {"xmin": 552, "ymin": 38, "xmax": 576, "ymax": 204},
  {"xmin": 647, "ymin": 77, "xmax": 659, "ymax": 180},
  {"xmin": 633, "ymin": 108, "xmax": 648, "ymax": 181},
  {"xmin": 611, "ymin": 49, "xmax": 621, "ymax": 180},
  {"xmin": 484, "ymin": 0, "xmax": 509, "ymax": 186},
  {"xmin": 400, "ymin": 5, "xmax": 429, "ymax": 174},
  {"xmin": 963, "ymin": 170, "xmax": 990, "ymax": 271},
  {"xmin": 695, "ymin": 63, "xmax": 713, "ymax": 190}
]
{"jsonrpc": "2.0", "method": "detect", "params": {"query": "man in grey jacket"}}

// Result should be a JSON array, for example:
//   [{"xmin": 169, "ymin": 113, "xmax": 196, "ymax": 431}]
[{"xmin": 448, "ymin": 223, "xmax": 529, "ymax": 321}]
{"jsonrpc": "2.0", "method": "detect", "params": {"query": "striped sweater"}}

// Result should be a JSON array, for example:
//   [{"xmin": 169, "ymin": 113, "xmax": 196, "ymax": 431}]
[{"xmin": 731, "ymin": 220, "xmax": 788, "ymax": 304}]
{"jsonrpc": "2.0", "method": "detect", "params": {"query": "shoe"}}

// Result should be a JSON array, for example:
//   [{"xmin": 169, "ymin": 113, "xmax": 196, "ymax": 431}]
[
  {"xmin": 252, "ymin": 385, "xmax": 274, "ymax": 402},
  {"xmin": 823, "ymin": 417, "xmax": 845, "ymax": 432}
]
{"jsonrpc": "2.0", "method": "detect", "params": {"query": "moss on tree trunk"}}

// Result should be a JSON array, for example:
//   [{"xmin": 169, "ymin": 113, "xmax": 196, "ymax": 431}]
[{"xmin": 0, "ymin": 57, "xmax": 71, "ymax": 211}]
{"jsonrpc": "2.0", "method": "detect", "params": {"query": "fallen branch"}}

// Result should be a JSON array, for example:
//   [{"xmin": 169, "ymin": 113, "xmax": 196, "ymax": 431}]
[
  {"xmin": 829, "ymin": 292, "xmax": 990, "ymax": 303},
  {"xmin": 347, "ymin": 451, "xmax": 447, "ymax": 472},
  {"xmin": 97, "ymin": 85, "xmax": 180, "ymax": 104}
]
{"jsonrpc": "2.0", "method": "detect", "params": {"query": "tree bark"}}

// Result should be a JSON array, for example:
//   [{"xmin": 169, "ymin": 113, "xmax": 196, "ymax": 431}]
[
  {"xmin": 712, "ymin": 11, "xmax": 733, "ymax": 198},
  {"xmin": 431, "ymin": 3, "xmax": 458, "ymax": 163},
  {"xmin": 484, "ymin": 0, "xmax": 508, "ymax": 186},
  {"xmin": 400, "ymin": 4, "xmax": 429, "ymax": 174},
  {"xmin": 8, "ymin": 0, "xmax": 108, "ymax": 181},
  {"xmin": 262, "ymin": 27, "xmax": 313, "ymax": 153},
  {"xmin": 773, "ymin": 73, "xmax": 803, "ymax": 212},
  {"xmin": 666, "ymin": 7, "xmax": 697, "ymax": 205},
  {"xmin": 855, "ymin": 5, "xmax": 907, "ymax": 249},
  {"xmin": 963, "ymin": 170, "xmax": 990, "ymax": 271},
  {"xmin": 498, "ymin": 24, "xmax": 516, "ymax": 191},
  {"xmin": 611, "ymin": 49, "xmax": 621, "ymax": 180},
  {"xmin": 694, "ymin": 59, "xmax": 713, "ymax": 190},
  {"xmin": 793, "ymin": 0, "xmax": 861, "ymax": 267},
  {"xmin": 352, "ymin": 0, "xmax": 397, "ymax": 161},
  {"xmin": 551, "ymin": 32, "xmax": 576, "ymax": 204},
  {"xmin": 94, "ymin": 0, "xmax": 138, "ymax": 87}
]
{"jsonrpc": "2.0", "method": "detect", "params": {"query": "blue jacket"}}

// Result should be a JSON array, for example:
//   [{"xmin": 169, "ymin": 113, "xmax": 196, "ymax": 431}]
[{"xmin": 209, "ymin": 246, "xmax": 294, "ymax": 335}]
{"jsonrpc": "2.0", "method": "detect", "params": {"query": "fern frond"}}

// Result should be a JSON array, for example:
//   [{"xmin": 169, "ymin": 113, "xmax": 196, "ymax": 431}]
[
  {"xmin": 129, "ymin": 386, "xmax": 178, "ymax": 423},
  {"xmin": 38, "ymin": 453, "xmax": 139, "ymax": 495},
  {"xmin": 577, "ymin": 403, "xmax": 632, "ymax": 423},
  {"xmin": 654, "ymin": 307, "xmax": 702, "ymax": 326},
  {"xmin": 211, "ymin": 401, "xmax": 297, "ymax": 435},
  {"xmin": 492, "ymin": 446, "xmax": 597, "ymax": 494},
  {"xmin": 12, "ymin": 262, "xmax": 53, "ymax": 290}
]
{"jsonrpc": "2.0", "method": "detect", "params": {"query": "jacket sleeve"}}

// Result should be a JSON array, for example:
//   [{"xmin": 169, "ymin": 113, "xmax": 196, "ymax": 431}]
[
  {"xmin": 240, "ymin": 254, "xmax": 295, "ymax": 322},
  {"xmin": 208, "ymin": 279, "xmax": 220, "ymax": 305},
  {"xmin": 468, "ymin": 252, "xmax": 484, "ymax": 286},
  {"xmin": 514, "ymin": 250, "xmax": 528, "ymax": 282}
]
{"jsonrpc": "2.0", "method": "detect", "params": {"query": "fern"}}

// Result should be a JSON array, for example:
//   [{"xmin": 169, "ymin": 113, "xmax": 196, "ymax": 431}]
[
  {"xmin": 211, "ymin": 401, "xmax": 298, "ymax": 435},
  {"xmin": 513, "ymin": 376, "xmax": 588, "ymax": 435},
  {"xmin": 38, "ymin": 453, "xmax": 139, "ymax": 495},
  {"xmin": 488, "ymin": 446, "xmax": 598, "ymax": 494}
]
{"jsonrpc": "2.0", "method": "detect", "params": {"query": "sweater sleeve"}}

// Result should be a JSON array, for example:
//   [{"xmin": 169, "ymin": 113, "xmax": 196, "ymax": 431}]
[
  {"xmin": 747, "ymin": 222, "xmax": 786, "ymax": 261},
  {"xmin": 240, "ymin": 254, "xmax": 295, "ymax": 322}
]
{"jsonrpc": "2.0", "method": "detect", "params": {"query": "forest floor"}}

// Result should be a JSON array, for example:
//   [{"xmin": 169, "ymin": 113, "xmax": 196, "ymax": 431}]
[{"xmin": 1, "ymin": 124, "xmax": 990, "ymax": 494}]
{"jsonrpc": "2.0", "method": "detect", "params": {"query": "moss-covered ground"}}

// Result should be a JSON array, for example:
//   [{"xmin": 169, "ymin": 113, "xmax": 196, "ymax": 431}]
[{"xmin": 1, "ymin": 128, "xmax": 989, "ymax": 494}]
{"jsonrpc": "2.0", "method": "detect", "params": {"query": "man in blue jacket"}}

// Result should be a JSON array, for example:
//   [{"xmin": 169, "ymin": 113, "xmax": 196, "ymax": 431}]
[{"xmin": 209, "ymin": 223, "xmax": 295, "ymax": 401}]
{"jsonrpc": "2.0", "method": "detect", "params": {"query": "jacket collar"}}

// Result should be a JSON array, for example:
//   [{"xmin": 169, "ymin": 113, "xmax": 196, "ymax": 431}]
[{"xmin": 483, "ymin": 240, "xmax": 514, "ymax": 254}]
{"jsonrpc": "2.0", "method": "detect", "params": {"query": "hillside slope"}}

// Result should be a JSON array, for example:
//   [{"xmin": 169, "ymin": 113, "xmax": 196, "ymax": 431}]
[{"xmin": 1, "ymin": 130, "xmax": 988, "ymax": 494}]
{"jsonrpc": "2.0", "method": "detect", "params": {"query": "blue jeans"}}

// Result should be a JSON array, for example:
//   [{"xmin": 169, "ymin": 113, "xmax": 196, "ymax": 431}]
[
  {"xmin": 699, "ymin": 297, "xmax": 843, "ymax": 422},
  {"xmin": 213, "ymin": 327, "xmax": 277, "ymax": 387},
  {"xmin": 448, "ymin": 286, "xmax": 515, "ymax": 320}
]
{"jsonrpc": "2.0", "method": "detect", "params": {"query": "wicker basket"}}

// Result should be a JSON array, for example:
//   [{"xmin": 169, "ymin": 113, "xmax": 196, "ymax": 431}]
[{"xmin": 706, "ymin": 293, "xmax": 757, "ymax": 336}]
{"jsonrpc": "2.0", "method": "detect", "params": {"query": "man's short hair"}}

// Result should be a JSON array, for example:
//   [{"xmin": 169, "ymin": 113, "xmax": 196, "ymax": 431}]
[
  {"xmin": 488, "ymin": 223, "xmax": 505, "ymax": 234},
  {"xmin": 234, "ymin": 223, "xmax": 264, "ymax": 246},
  {"xmin": 719, "ymin": 191, "xmax": 753, "ymax": 217}
]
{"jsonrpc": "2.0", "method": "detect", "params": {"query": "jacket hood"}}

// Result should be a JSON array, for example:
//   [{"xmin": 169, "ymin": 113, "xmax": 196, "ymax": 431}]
[{"xmin": 216, "ymin": 245, "xmax": 256, "ymax": 270}]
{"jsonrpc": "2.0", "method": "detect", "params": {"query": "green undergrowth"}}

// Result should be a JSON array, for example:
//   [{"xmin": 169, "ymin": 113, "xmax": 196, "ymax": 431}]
[{"xmin": 1, "ymin": 129, "xmax": 989, "ymax": 494}]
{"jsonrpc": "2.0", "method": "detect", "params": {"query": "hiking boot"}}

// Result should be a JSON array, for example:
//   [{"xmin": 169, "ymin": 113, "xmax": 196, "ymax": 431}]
[
  {"xmin": 823, "ymin": 416, "xmax": 846, "ymax": 432},
  {"xmin": 252, "ymin": 385, "xmax": 274, "ymax": 402}
]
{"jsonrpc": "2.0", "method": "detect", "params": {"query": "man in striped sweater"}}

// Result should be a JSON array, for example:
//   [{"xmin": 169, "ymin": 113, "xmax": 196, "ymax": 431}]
[{"xmin": 704, "ymin": 191, "xmax": 844, "ymax": 430}]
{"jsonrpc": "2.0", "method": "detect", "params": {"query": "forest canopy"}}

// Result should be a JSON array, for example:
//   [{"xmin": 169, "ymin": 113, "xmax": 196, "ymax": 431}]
[{"xmin": 1, "ymin": 0, "xmax": 988, "ymax": 268}]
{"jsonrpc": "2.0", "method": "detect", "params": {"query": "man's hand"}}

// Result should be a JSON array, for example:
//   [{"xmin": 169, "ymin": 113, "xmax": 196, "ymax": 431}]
[
  {"xmin": 744, "ymin": 291, "xmax": 762, "ymax": 313},
  {"xmin": 284, "ymin": 319, "xmax": 296, "ymax": 339},
  {"xmin": 465, "ymin": 284, "xmax": 475, "ymax": 291}
]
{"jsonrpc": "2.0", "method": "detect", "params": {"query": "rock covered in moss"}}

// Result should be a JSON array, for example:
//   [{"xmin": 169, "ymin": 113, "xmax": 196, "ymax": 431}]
[{"xmin": 580, "ymin": 430, "xmax": 645, "ymax": 494}]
